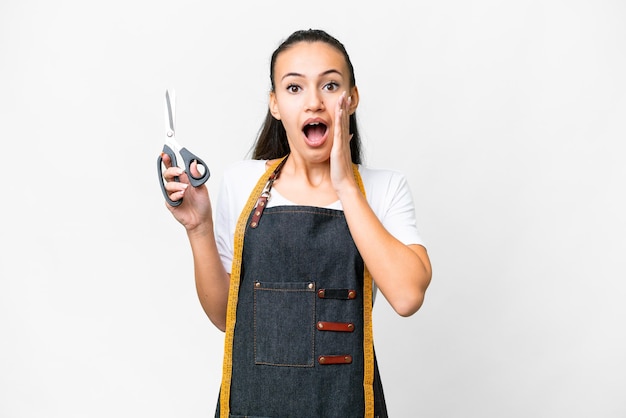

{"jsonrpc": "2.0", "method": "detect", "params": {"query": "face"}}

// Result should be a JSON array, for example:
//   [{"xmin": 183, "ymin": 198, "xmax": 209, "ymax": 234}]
[{"xmin": 269, "ymin": 41, "xmax": 359, "ymax": 163}]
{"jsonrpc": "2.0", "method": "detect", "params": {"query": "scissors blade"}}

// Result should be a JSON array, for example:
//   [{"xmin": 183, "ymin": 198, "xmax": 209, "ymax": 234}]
[{"xmin": 165, "ymin": 89, "xmax": 176, "ymax": 137}]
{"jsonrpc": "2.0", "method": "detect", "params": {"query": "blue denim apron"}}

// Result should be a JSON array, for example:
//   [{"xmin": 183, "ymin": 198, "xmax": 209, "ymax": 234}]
[{"xmin": 217, "ymin": 157, "xmax": 387, "ymax": 418}]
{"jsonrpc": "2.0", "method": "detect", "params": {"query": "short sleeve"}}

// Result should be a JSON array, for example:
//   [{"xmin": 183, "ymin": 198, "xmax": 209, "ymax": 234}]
[
  {"xmin": 359, "ymin": 167, "xmax": 425, "ymax": 247},
  {"xmin": 214, "ymin": 171, "xmax": 235, "ymax": 274},
  {"xmin": 214, "ymin": 160, "xmax": 269, "ymax": 274}
]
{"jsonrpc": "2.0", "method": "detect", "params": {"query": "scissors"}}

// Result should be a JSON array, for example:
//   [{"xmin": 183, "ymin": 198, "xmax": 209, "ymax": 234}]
[{"xmin": 157, "ymin": 89, "xmax": 210, "ymax": 207}]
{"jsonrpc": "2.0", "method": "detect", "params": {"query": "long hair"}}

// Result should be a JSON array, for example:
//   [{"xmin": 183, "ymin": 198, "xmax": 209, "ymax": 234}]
[{"xmin": 252, "ymin": 29, "xmax": 363, "ymax": 164}]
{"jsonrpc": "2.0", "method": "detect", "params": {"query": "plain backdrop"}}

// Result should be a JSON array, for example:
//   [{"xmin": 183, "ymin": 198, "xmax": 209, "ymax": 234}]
[{"xmin": 1, "ymin": 0, "xmax": 625, "ymax": 417}]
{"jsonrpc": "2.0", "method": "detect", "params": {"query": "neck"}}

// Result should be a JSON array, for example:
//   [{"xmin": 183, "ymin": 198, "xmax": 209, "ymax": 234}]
[
  {"xmin": 283, "ymin": 154, "xmax": 331, "ymax": 188},
  {"xmin": 271, "ymin": 153, "xmax": 338, "ymax": 206}
]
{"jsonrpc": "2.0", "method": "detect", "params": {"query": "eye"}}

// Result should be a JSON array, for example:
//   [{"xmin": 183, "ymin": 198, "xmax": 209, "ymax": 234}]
[
  {"xmin": 323, "ymin": 81, "xmax": 339, "ymax": 92},
  {"xmin": 286, "ymin": 83, "xmax": 301, "ymax": 93}
]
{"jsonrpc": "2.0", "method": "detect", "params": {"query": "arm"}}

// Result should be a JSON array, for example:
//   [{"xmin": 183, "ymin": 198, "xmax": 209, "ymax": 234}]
[
  {"xmin": 162, "ymin": 155, "xmax": 230, "ymax": 331},
  {"xmin": 338, "ymin": 186, "xmax": 432, "ymax": 316},
  {"xmin": 331, "ymin": 93, "xmax": 432, "ymax": 316},
  {"xmin": 186, "ymin": 223, "xmax": 230, "ymax": 331}
]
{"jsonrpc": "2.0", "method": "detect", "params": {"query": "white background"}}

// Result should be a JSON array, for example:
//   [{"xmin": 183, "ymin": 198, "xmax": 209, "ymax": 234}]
[{"xmin": 1, "ymin": 1, "xmax": 625, "ymax": 417}]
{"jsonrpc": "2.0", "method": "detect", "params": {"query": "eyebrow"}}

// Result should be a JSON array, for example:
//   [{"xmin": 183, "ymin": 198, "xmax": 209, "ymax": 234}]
[{"xmin": 281, "ymin": 69, "xmax": 343, "ymax": 81}]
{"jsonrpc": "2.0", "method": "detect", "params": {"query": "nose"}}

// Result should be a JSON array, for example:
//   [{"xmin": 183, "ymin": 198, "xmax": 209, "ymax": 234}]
[{"xmin": 305, "ymin": 89, "xmax": 325, "ymax": 112}]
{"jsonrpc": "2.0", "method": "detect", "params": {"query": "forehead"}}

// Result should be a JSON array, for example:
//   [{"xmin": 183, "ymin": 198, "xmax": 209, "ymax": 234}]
[{"xmin": 274, "ymin": 41, "xmax": 348, "ymax": 78}]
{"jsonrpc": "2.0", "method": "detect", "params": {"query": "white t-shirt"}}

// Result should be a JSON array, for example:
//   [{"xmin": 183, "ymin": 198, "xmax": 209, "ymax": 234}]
[{"xmin": 215, "ymin": 159, "xmax": 425, "ymax": 275}]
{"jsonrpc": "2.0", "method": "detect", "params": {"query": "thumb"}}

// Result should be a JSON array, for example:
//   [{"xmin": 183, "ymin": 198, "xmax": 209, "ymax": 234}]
[{"xmin": 189, "ymin": 159, "xmax": 209, "ymax": 179}]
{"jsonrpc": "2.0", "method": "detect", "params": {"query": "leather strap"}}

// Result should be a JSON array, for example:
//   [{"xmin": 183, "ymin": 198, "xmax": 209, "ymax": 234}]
[
  {"xmin": 249, "ymin": 155, "xmax": 289, "ymax": 228},
  {"xmin": 317, "ymin": 288, "xmax": 357, "ymax": 300},
  {"xmin": 318, "ymin": 355, "xmax": 353, "ymax": 365},
  {"xmin": 316, "ymin": 321, "xmax": 355, "ymax": 332}
]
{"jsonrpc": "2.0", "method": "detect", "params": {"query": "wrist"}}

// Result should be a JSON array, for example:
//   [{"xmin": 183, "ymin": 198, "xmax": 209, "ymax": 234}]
[
  {"xmin": 186, "ymin": 220, "xmax": 215, "ymax": 240},
  {"xmin": 336, "ymin": 181, "xmax": 361, "ymax": 202}
]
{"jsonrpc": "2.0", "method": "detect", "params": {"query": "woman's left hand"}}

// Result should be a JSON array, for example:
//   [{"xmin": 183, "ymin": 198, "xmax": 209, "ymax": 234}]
[{"xmin": 330, "ymin": 91, "xmax": 356, "ymax": 195}]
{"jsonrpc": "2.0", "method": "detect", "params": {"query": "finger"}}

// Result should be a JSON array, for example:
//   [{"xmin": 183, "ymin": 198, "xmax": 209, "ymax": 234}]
[
  {"xmin": 338, "ymin": 92, "xmax": 350, "ymax": 144},
  {"xmin": 334, "ymin": 92, "xmax": 346, "ymax": 139},
  {"xmin": 165, "ymin": 180, "xmax": 188, "ymax": 200},
  {"xmin": 164, "ymin": 190, "xmax": 184, "ymax": 207},
  {"xmin": 160, "ymin": 152, "xmax": 172, "ymax": 168},
  {"xmin": 189, "ymin": 160, "xmax": 203, "ymax": 179},
  {"xmin": 163, "ymin": 166, "xmax": 185, "ymax": 182},
  {"xmin": 343, "ymin": 94, "xmax": 351, "ymax": 133}
]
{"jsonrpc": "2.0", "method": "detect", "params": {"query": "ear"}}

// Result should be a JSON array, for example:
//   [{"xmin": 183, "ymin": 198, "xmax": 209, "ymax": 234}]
[
  {"xmin": 348, "ymin": 86, "xmax": 360, "ymax": 115},
  {"xmin": 269, "ymin": 91, "xmax": 281, "ymax": 120}
]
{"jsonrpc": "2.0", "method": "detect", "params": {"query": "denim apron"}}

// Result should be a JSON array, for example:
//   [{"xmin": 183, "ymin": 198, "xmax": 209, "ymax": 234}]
[{"xmin": 217, "ymin": 157, "xmax": 387, "ymax": 418}]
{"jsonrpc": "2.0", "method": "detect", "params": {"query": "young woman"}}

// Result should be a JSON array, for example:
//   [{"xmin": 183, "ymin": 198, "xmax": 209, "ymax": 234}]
[{"xmin": 161, "ymin": 29, "xmax": 432, "ymax": 418}]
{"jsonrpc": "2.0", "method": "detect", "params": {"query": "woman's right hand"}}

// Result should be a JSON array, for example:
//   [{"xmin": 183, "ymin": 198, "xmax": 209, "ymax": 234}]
[{"xmin": 160, "ymin": 153, "xmax": 213, "ymax": 232}]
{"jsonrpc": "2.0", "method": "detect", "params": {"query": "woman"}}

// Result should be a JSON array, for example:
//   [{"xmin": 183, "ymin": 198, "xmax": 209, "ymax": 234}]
[{"xmin": 161, "ymin": 29, "xmax": 432, "ymax": 418}]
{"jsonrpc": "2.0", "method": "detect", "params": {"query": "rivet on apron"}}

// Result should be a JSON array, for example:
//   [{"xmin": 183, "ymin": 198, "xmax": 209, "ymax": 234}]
[
  {"xmin": 317, "ymin": 289, "xmax": 325, "ymax": 298},
  {"xmin": 254, "ymin": 282, "xmax": 261, "ymax": 288},
  {"xmin": 308, "ymin": 283, "xmax": 314, "ymax": 289}
]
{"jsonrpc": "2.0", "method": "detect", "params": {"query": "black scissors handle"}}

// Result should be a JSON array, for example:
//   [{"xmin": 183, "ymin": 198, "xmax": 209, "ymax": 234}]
[
  {"xmin": 157, "ymin": 144, "xmax": 181, "ymax": 207},
  {"xmin": 179, "ymin": 147, "xmax": 211, "ymax": 187},
  {"xmin": 157, "ymin": 144, "xmax": 210, "ymax": 207}
]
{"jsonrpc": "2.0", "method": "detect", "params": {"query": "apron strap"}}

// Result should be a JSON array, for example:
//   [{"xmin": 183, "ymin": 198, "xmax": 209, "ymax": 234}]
[
  {"xmin": 248, "ymin": 155, "xmax": 288, "ymax": 228},
  {"xmin": 220, "ymin": 159, "xmax": 375, "ymax": 418}
]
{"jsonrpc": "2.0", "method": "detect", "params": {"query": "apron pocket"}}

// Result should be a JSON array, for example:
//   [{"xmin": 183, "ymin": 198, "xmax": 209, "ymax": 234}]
[{"xmin": 253, "ymin": 281, "xmax": 315, "ymax": 367}]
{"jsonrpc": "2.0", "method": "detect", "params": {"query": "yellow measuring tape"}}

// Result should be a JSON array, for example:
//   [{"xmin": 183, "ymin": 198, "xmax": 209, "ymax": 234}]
[
  {"xmin": 354, "ymin": 163, "xmax": 375, "ymax": 418},
  {"xmin": 219, "ymin": 159, "xmax": 375, "ymax": 418}
]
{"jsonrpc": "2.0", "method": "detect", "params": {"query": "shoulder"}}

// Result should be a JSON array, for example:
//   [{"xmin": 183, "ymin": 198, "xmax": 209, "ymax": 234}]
[
  {"xmin": 357, "ymin": 165, "xmax": 410, "ymax": 200},
  {"xmin": 221, "ymin": 159, "xmax": 268, "ymax": 191},
  {"xmin": 357, "ymin": 165, "xmax": 406, "ymax": 183},
  {"xmin": 223, "ymin": 159, "xmax": 268, "ymax": 178},
  {"xmin": 357, "ymin": 165, "xmax": 424, "ymax": 246},
  {"xmin": 217, "ymin": 159, "xmax": 268, "ymax": 208}
]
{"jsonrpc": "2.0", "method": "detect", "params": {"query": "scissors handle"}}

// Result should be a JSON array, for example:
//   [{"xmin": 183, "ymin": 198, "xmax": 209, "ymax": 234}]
[
  {"xmin": 179, "ymin": 147, "xmax": 211, "ymax": 187},
  {"xmin": 157, "ymin": 145, "xmax": 211, "ymax": 207},
  {"xmin": 157, "ymin": 144, "xmax": 182, "ymax": 207}
]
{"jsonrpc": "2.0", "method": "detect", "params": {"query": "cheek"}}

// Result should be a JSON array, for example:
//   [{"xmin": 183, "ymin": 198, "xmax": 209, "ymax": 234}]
[
  {"xmin": 327, "ymin": 95, "xmax": 339, "ymax": 109},
  {"xmin": 328, "ymin": 100, "xmax": 341, "ymax": 126},
  {"xmin": 329, "ymin": 95, "xmax": 345, "ymax": 118},
  {"xmin": 276, "ymin": 107, "xmax": 301, "ymax": 135}
]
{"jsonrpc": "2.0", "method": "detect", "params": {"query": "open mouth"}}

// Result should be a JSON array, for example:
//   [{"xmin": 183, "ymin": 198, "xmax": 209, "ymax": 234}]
[{"xmin": 303, "ymin": 121, "xmax": 328, "ymax": 145}]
